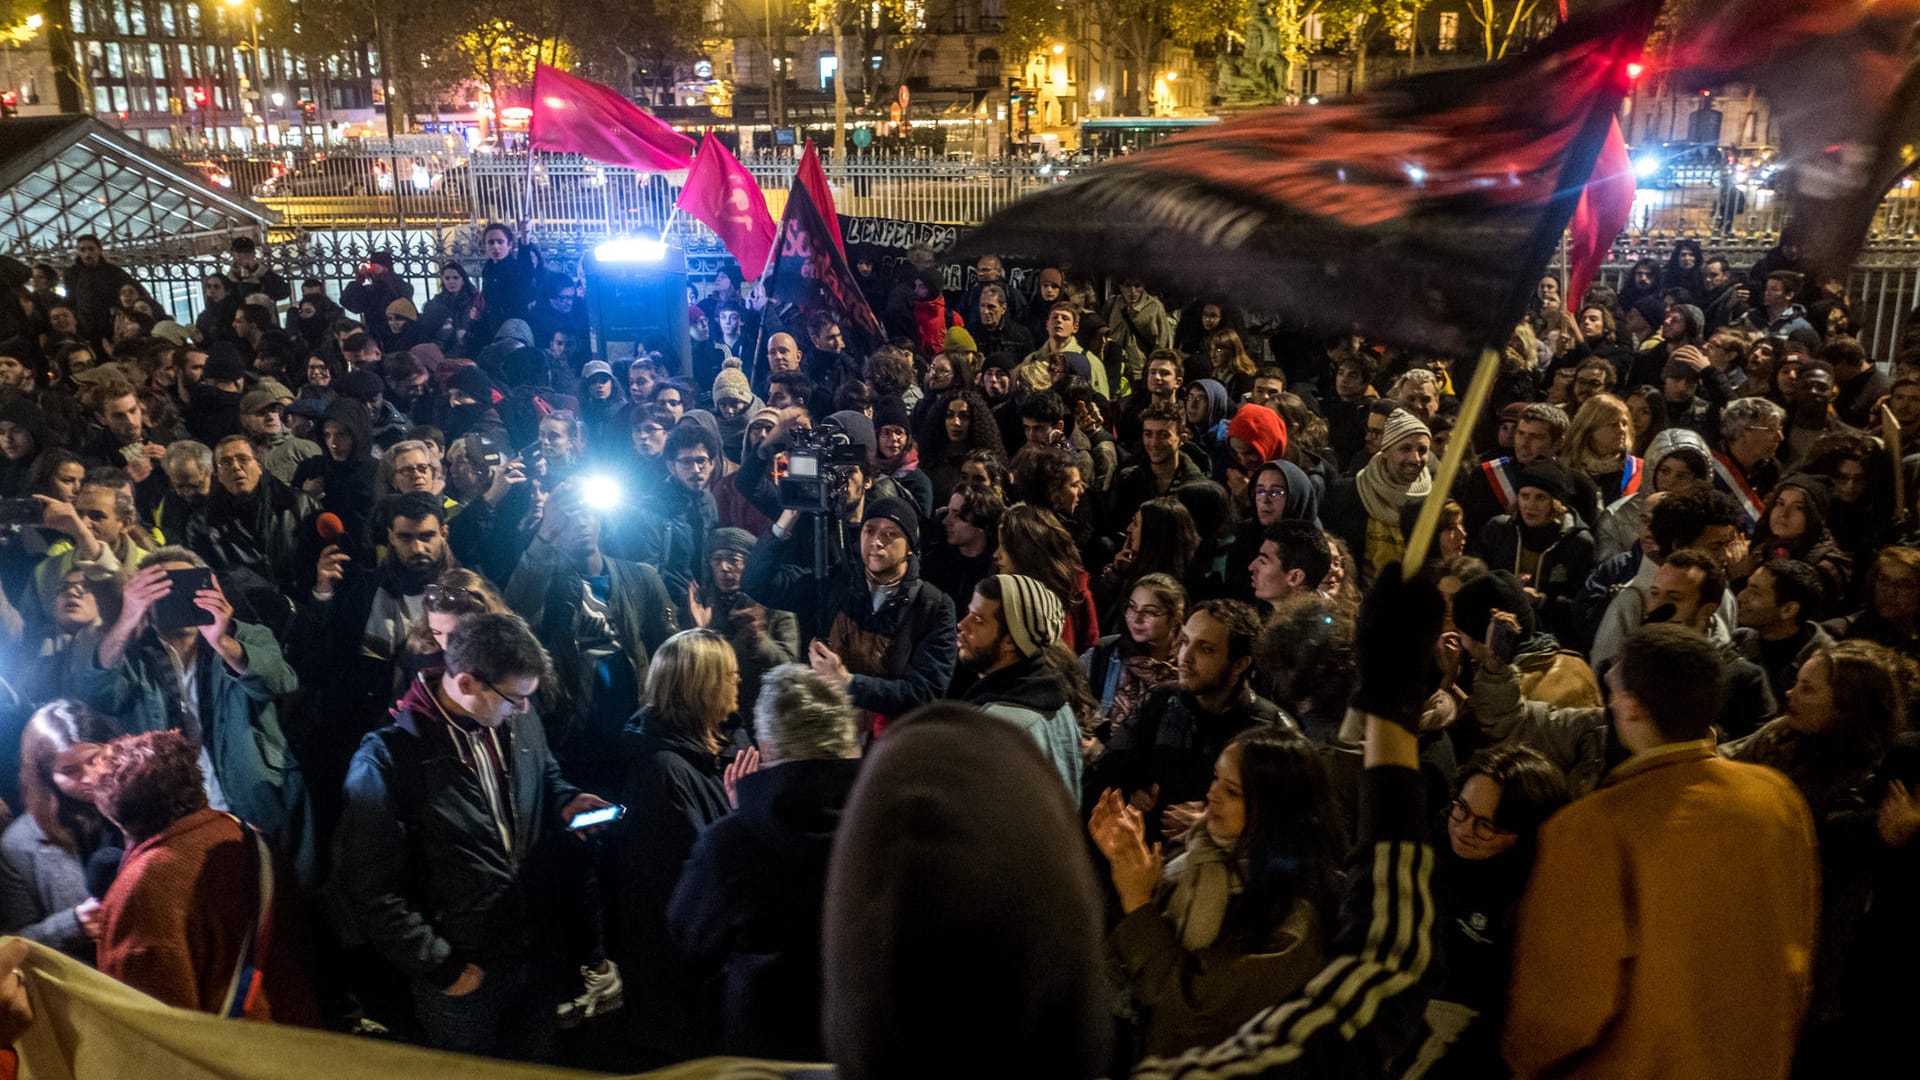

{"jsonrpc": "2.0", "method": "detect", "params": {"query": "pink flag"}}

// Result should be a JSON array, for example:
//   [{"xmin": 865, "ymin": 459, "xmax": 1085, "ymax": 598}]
[
  {"xmin": 796, "ymin": 141, "xmax": 845, "ymax": 258},
  {"xmin": 676, "ymin": 134, "xmax": 777, "ymax": 279},
  {"xmin": 1567, "ymin": 117, "xmax": 1634, "ymax": 309},
  {"xmin": 530, "ymin": 64, "xmax": 694, "ymax": 172}
]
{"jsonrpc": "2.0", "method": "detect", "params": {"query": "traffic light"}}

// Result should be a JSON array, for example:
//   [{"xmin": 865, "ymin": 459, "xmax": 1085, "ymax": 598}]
[
  {"xmin": 300, "ymin": 99, "xmax": 316, "ymax": 118},
  {"xmin": 191, "ymin": 87, "xmax": 208, "ymax": 107},
  {"xmin": 0, "ymin": 92, "xmax": 15, "ymax": 119}
]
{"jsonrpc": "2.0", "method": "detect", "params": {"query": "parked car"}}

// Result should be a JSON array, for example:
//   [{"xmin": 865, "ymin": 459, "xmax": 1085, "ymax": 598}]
[{"xmin": 254, "ymin": 156, "xmax": 383, "ymax": 197}]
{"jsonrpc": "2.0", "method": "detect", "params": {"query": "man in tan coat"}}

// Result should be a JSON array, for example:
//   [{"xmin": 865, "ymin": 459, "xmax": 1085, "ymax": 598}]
[{"xmin": 1504, "ymin": 624, "xmax": 1818, "ymax": 1079}]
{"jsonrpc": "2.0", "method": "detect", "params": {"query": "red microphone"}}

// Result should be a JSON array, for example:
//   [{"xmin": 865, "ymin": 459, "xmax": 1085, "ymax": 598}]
[{"xmin": 315, "ymin": 512, "xmax": 346, "ymax": 544}]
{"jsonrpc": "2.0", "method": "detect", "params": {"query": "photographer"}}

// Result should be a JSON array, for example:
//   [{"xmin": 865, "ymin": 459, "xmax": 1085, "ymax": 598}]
[
  {"xmin": 340, "ymin": 252, "xmax": 413, "ymax": 329},
  {"xmin": 505, "ymin": 477, "xmax": 677, "ymax": 791},
  {"xmin": 69, "ymin": 548, "xmax": 314, "ymax": 881},
  {"xmin": 744, "ymin": 494, "xmax": 955, "ymax": 728}
]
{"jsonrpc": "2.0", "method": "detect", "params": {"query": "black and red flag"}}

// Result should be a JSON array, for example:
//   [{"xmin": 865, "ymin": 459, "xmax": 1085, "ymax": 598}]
[
  {"xmin": 756, "ymin": 166, "xmax": 884, "ymax": 384},
  {"xmin": 962, "ymin": 0, "xmax": 1662, "ymax": 357},
  {"xmin": 1664, "ymin": 0, "xmax": 1920, "ymax": 277}
]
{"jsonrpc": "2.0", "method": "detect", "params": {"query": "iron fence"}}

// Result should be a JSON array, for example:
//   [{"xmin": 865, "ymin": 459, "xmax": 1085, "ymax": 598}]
[{"xmin": 115, "ymin": 148, "xmax": 1920, "ymax": 363}]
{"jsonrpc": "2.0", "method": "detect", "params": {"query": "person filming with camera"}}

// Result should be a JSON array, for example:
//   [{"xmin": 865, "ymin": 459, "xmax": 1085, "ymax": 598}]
[{"xmin": 744, "ymin": 412, "xmax": 954, "ymax": 733}]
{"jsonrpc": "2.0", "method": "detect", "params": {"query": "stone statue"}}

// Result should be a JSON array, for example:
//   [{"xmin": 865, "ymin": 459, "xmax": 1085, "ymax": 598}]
[{"xmin": 1219, "ymin": 0, "xmax": 1291, "ymax": 106}]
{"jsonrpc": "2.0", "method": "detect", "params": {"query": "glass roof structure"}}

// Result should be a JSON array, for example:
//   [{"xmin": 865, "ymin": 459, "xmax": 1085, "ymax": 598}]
[{"xmin": 0, "ymin": 116, "xmax": 275, "ymax": 260}]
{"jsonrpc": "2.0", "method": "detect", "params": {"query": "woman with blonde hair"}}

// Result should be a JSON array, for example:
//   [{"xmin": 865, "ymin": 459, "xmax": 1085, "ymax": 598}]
[
  {"xmin": 1206, "ymin": 327, "xmax": 1258, "ymax": 402},
  {"xmin": 613, "ymin": 628, "xmax": 741, "ymax": 1061},
  {"xmin": 0, "ymin": 700, "xmax": 115, "ymax": 958},
  {"xmin": 1561, "ymin": 394, "xmax": 1644, "ymax": 503}
]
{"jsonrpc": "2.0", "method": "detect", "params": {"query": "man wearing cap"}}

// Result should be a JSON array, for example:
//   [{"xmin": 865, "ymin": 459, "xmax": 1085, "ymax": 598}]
[
  {"xmin": 685, "ymin": 526, "xmax": 801, "ymax": 717},
  {"xmin": 745, "ymin": 494, "xmax": 957, "ymax": 726},
  {"xmin": 238, "ymin": 387, "xmax": 320, "ymax": 486},
  {"xmin": 576, "ymin": 359, "xmax": 627, "ymax": 456},
  {"xmin": 335, "ymin": 367, "xmax": 410, "ymax": 452},
  {"xmin": 1325, "ymin": 408, "xmax": 1433, "ymax": 586},
  {"xmin": 183, "ymin": 342, "xmax": 250, "ymax": 445},
  {"xmin": 1468, "ymin": 459, "xmax": 1597, "ymax": 644},
  {"xmin": 711, "ymin": 361, "xmax": 760, "ymax": 465},
  {"xmin": 957, "ymin": 574, "xmax": 1095, "ymax": 801}
]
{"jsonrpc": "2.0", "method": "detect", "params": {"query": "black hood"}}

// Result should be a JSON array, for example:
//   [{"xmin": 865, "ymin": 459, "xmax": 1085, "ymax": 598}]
[{"xmin": 963, "ymin": 653, "xmax": 1067, "ymax": 715}]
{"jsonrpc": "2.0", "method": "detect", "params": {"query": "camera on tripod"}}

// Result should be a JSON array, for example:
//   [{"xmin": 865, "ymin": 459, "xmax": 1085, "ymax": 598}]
[{"xmin": 778, "ymin": 420, "xmax": 867, "ymax": 514}]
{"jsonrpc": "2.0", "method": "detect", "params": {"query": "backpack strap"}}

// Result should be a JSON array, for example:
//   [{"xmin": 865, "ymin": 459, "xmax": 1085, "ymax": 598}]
[{"xmin": 217, "ymin": 814, "xmax": 274, "ymax": 1019}]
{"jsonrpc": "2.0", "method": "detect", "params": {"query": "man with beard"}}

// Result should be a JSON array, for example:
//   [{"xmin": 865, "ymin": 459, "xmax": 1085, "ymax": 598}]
[
  {"xmin": 237, "ymin": 389, "xmax": 319, "ymax": 486},
  {"xmin": 292, "ymin": 492, "xmax": 455, "ymax": 751},
  {"xmin": 1089, "ymin": 598, "xmax": 1292, "ymax": 840},
  {"xmin": 183, "ymin": 435, "xmax": 310, "ymax": 623},
  {"xmin": 505, "ymin": 478, "xmax": 677, "ymax": 791},
  {"xmin": 157, "ymin": 440, "xmax": 213, "ymax": 545},
  {"xmin": 956, "ymin": 574, "xmax": 1094, "ymax": 801},
  {"xmin": 1325, "ymin": 409, "xmax": 1433, "ymax": 586},
  {"xmin": 64, "ymin": 236, "xmax": 134, "ymax": 345},
  {"xmin": 621, "ymin": 423, "xmax": 720, "ymax": 594},
  {"xmin": 79, "ymin": 378, "xmax": 168, "ymax": 515}
]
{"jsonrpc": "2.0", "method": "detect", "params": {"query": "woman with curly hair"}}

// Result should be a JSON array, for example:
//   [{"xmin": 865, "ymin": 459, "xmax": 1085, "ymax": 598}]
[
  {"xmin": 917, "ymin": 390, "xmax": 1004, "ymax": 507},
  {"xmin": 1561, "ymin": 394, "xmax": 1642, "ymax": 503},
  {"xmin": 996, "ymin": 502, "xmax": 1098, "ymax": 652}
]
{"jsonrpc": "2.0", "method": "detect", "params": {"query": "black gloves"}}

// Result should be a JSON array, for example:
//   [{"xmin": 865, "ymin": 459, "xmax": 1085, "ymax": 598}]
[{"xmin": 1351, "ymin": 565, "xmax": 1447, "ymax": 733}]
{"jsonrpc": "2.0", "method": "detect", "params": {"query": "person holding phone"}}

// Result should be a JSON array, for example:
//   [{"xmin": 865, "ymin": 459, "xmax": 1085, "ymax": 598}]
[
  {"xmin": 72, "ymin": 549, "xmax": 314, "ymax": 883},
  {"xmin": 335, "ymin": 612, "xmax": 616, "ymax": 1061}
]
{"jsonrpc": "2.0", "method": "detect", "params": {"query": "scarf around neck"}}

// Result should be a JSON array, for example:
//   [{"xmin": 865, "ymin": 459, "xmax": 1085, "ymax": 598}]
[{"xmin": 1354, "ymin": 452, "xmax": 1432, "ymax": 524}]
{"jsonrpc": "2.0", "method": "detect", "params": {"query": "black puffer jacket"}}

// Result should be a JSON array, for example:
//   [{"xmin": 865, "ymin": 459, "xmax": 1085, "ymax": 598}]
[{"xmin": 331, "ymin": 673, "xmax": 580, "ymax": 988}]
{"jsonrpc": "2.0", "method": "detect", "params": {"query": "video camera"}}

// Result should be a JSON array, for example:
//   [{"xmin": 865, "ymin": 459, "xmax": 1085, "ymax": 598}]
[{"xmin": 778, "ymin": 420, "xmax": 867, "ymax": 514}]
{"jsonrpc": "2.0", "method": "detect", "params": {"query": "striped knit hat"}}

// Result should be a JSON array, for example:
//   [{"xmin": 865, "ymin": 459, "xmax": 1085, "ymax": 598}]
[
  {"xmin": 1379, "ymin": 408, "xmax": 1431, "ymax": 452},
  {"xmin": 993, "ymin": 574, "xmax": 1065, "ymax": 659}
]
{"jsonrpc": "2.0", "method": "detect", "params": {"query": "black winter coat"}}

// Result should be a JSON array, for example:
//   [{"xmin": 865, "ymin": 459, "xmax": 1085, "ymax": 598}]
[
  {"xmin": 333, "ymin": 677, "xmax": 581, "ymax": 989},
  {"xmin": 611, "ymin": 712, "xmax": 732, "ymax": 1061},
  {"xmin": 668, "ymin": 757, "xmax": 861, "ymax": 1061}
]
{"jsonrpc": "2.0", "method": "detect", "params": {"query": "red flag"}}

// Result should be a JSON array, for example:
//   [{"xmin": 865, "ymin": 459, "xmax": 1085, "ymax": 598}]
[
  {"xmin": 530, "ymin": 63, "xmax": 694, "ymax": 172},
  {"xmin": 795, "ymin": 141, "xmax": 846, "ymax": 258},
  {"xmin": 676, "ymin": 134, "xmax": 777, "ymax": 279},
  {"xmin": 1567, "ymin": 117, "xmax": 1633, "ymax": 308}
]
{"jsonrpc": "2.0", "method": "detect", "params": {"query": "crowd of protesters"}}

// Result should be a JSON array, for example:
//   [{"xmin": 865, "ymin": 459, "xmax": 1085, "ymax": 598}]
[{"xmin": 0, "ymin": 223, "xmax": 1912, "ymax": 1079}]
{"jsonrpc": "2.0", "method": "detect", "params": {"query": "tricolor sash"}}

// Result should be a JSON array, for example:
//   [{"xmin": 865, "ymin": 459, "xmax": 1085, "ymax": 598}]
[
  {"xmin": 1619, "ymin": 455, "xmax": 1645, "ymax": 499},
  {"xmin": 1481, "ymin": 456, "xmax": 1521, "ymax": 512},
  {"xmin": 1711, "ymin": 451, "xmax": 1765, "ymax": 530}
]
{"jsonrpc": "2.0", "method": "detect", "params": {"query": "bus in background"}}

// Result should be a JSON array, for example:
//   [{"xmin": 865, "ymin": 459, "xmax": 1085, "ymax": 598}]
[{"xmin": 1078, "ymin": 115, "xmax": 1221, "ymax": 155}]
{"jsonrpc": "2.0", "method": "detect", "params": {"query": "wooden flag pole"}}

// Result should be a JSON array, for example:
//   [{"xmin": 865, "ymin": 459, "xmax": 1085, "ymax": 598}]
[{"xmin": 1402, "ymin": 346, "xmax": 1502, "ymax": 575}]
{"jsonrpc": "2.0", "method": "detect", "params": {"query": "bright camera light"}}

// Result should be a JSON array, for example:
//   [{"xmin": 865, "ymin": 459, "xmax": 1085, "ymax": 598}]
[
  {"xmin": 578, "ymin": 474, "xmax": 623, "ymax": 510},
  {"xmin": 1633, "ymin": 155, "xmax": 1662, "ymax": 179},
  {"xmin": 594, "ymin": 237, "xmax": 669, "ymax": 263}
]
